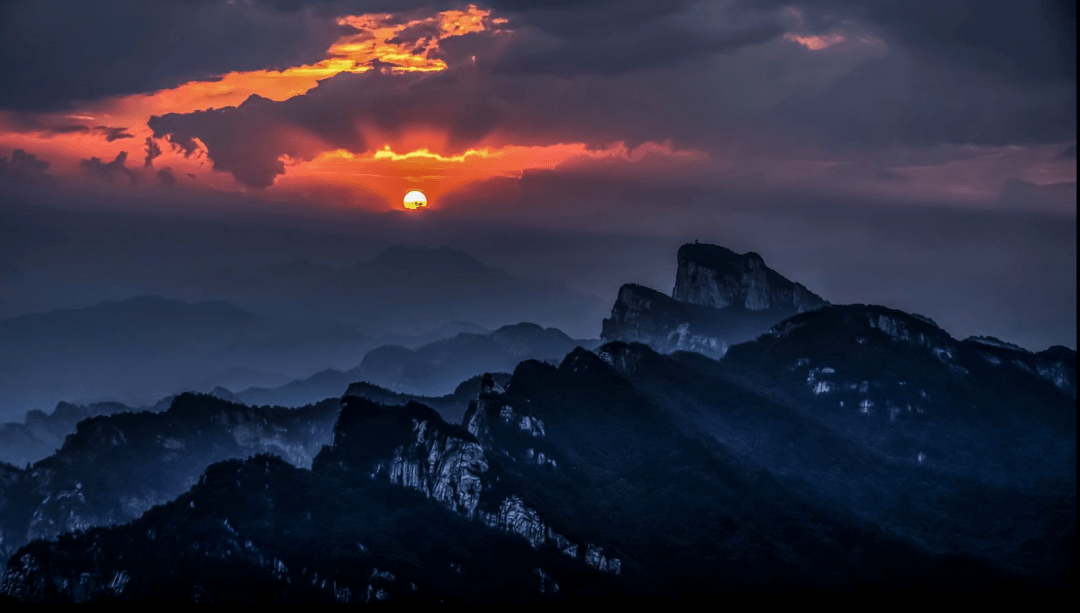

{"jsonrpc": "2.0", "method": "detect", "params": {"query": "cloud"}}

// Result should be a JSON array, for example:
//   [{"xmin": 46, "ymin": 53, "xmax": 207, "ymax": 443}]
[
  {"xmin": 8, "ymin": 119, "xmax": 137, "ymax": 142},
  {"xmin": 0, "ymin": 0, "xmax": 346, "ymax": 110},
  {"xmin": 97, "ymin": 126, "xmax": 134, "ymax": 142},
  {"xmin": 80, "ymin": 151, "xmax": 138, "ymax": 184},
  {"xmin": 998, "ymin": 178, "xmax": 1077, "ymax": 214},
  {"xmin": 144, "ymin": 137, "xmax": 162, "ymax": 168},
  {"xmin": 748, "ymin": 0, "xmax": 1076, "ymax": 148},
  {"xmin": 0, "ymin": 148, "xmax": 50, "ymax": 178},
  {"xmin": 157, "ymin": 167, "xmax": 176, "ymax": 187}
]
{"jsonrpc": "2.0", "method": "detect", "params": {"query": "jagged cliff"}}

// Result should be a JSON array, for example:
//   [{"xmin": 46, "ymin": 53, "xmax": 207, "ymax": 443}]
[
  {"xmin": 0, "ymin": 394, "xmax": 339, "ymax": 565},
  {"xmin": 315, "ymin": 395, "xmax": 619, "ymax": 574},
  {"xmin": 3, "ymin": 313, "xmax": 1074, "ymax": 599},
  {"xmin": 672, "ymin": 244, "xmax": 825, "ymax": 311},
  {"xmin": 602, "ymin": 244, "xmax": 827, "ymax": 358}
]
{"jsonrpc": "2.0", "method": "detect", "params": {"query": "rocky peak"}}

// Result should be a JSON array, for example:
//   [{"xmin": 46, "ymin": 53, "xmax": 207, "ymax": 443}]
[
  {"xmin": 602, "ymin": 245, "xmax": 829, "ymax": 360},
  {"xmin": 673, "ymin": 243, "xmax": 826, "ymax": 312},
  {"xmin": 963, "ymin": 338, "xmax": 1077, "ymax": 398},
  {"xmin": 767, "ymin": 304, "xmax": 955, "ymax": 351}
]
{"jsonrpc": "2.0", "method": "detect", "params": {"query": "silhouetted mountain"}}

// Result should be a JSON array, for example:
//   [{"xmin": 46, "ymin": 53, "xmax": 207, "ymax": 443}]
[
  {"xmin": 0, "ymin": 296, "xmax": 373, "ymax": 418},
  {"xmin": 0, "ymin": 394, "xmax": 340, "ymax": 565},
  {"xmin": 355, "ymin": 323, "xmax": 597, "ymax": 397},
  {"xmin": 342, "ymin": 373, "xmax": 511, "ymax": 424},
  {"xmin": 0, "ymin": 246, "xmax": 1072, "ymax": 600},
  {"xmin": 4, "ymin": 326, "xmax": 1062, "ymax": 599},
  {"xmin": 0, "ymin": 399, "xmax": 173, "ymax": 468},
  {"xmin": 599, "ymin": 305, "xmax": 1075, "ymax": 578},
  {"xmin": 673, "ymin": 243, "xmax": 825, "ymax": 311},
  {"xmin": 602, "ymin": 244, "xmax": 826, "ymax": 358},
  {"xmin": 234, "ymin": 323, "xmax": 594, "ymax": 407},
  {"xmin": 206, "ymin": 247, "xmax": 608, "ymax": 340}
]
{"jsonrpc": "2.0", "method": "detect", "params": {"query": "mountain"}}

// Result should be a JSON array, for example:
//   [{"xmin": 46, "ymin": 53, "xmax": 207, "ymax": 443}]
[
  {"xmin": 356, "ymin": 323, "xmax": 596, "ymax": 397},
  {"xmin": 341, "ymin": 373, "xmax": 511, "ymax": 425},
  {"xmin": 672, "ymin": 243, "xmax": 825, "ymax": 311},
  {"xmin": 0, "ymin": 296, "xmax": 373, "ymax": 418},
  {"xmin": 0, "ymin": 399, "xmax": 172, "ymax": 468},
  {"xmin": 234, "ymin": 323, "xmax": 595, "ymax": 408},
  {"xmin": 0, "ymin": 245, "xmax": 1072, "ymax": 600},
  {"xmin": 602, "ymin": 244, "xmax": 827, "ymax": 358},
  {"xmin": 0, "ymin": 356, "xmax": 1004, "ymax": 601},
  {"xmin": 205, "ymin": 247, "xmax": 609, "ymax": 340},
  {"xmin": 5, "ymin": 315, "xmax": 1069, "ymax": 599},
  {"xmin": 603, "ymin": 305, "xmax": 1076, "ymax": 577},
  {"xmin": 0, "ymin": 394, "xmax": 340, "ymax": 566}
]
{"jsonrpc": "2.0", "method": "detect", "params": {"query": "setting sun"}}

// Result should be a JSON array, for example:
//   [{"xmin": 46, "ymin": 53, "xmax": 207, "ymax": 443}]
[{"xmin": 403, "ymin": 190, "xmax": 428, "ymax": 209}]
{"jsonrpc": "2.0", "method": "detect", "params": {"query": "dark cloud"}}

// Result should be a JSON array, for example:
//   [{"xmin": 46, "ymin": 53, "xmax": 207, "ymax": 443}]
[
  {"xmin": 0, "ymin": 0, "xmax": 347, "ymax": 110},
  {"xmin": 998, "ymin": 179, "xmax": 1077, "ymax": 214},
  {"xmin": 96, "ymin": 126, "xmax": 134, "ymax": 142},
  {"xmin": 150, "ymin": 87, "xmax": 369, "ymax": 187},
  {"xmin": 80, "ymin": 151, "xmax": 138, "ymax": 184},
  {"xmin": 28, "ymin": 123, "xmax": 135, "ymax": 141},
  {"xmin": 41, "ymin": 124, "xmax": 90, "ymax": 135},
  {"xmin": 144, "ymin": 137, "xmax": 162, "ymax": 168},
  {"xmin": 491, "ymin": 18, "xmax": 782, "ymax": 76},
  {"xmin": 157, "ymin": 167, "xmax": 176, "ymax": 187},
  {"xmin": 747, "ymin": 0, "xmax": 1077, "ymax": 147},
  {"xmin": 823, "ymin": 163, "xmax": 910, "ymax": 184},
  {"xmin": 777, "ymin": 51, "xmax": 1077, "ymax": 148},
  {"xmin": 487, "ymin": 0, "xmax": 697, "ymax": 38},
  {"xmin": 748, "ymin": 0, "xmax": 1075, "ymax": 82},
  {"xmin": 1060, "ymin": 144, "xmax": 1077, "ymax": 159},
  {"xmin": 0, "ymin": 149, "xmax": 50, "ymax": 178}
]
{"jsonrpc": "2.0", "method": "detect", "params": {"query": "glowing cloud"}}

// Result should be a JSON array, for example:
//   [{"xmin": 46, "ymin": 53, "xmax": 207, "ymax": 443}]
[{"xmin": 783, "ymin": 33, "xmax": 847, "ymax": 50}]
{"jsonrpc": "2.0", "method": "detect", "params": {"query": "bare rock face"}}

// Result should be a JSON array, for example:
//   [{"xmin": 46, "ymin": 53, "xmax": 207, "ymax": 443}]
[
  {"xmin": 602, "ymin": 244, "xmax": 827, "ymax": 359},
  {"xmin": 325, "ymin": 395, "xmax": 618, "ymax": 573},
  {"xmin": 672, "ymin": 244, "xmax": 825, "ymax": 312}
]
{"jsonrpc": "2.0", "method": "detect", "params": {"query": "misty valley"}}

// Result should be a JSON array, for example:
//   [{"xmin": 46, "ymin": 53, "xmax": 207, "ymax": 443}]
[{"xmin": 0, "ymin": 243, "xmax": 1073, "ymax": 601}]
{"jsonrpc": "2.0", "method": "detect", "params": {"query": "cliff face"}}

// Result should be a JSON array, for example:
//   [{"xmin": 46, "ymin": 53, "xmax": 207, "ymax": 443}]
[
  {"xmin": 2, "ymin": 313, "xmax": 1074, "ymax": 600},
  {"xmin": 0, "ymin": 394, "xmax": 340, "ymax": 565},
  {"xmin": 673, "ymin": 244, "xmax": 825, "ymax": 312},
  {"xmin": 602, "ymin": 244, "xmax": 827, "ymax": 359},
  {"xmin": 318, "ymin": 395, "xmax": 617, "ymax": 574}
]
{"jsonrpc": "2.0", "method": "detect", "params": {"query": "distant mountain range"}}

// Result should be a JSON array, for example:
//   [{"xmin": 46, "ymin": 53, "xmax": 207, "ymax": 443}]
[
  {"xmin": 0, "ymin": 246, "xmax": 608, "ymax": 420},
  {"xmin": 230, "ymin": 322, "xmax": 595, "ymax": 413},
  {"xmin": 201, "ymin": 245, "xmax": 609, "ymax": 339},
  {"xmin": 0, "ymin": 242, "xmax": 1073, "ymax": 600},
  {"xmin": 0, "ymin": 295, "xmax": 373, "ymax": 417}
]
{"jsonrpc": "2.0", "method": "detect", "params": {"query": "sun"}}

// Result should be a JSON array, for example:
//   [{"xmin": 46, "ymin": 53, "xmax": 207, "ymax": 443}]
[{"xmin": 403, "ymin": 190, "xmax": 428, "ymax": 209}]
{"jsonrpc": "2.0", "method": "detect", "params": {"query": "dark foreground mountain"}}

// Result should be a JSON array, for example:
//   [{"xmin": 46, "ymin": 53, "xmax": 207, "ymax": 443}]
[
  {"xmin": 4, "ymin": 306, "xmax": 1071, "ymax": 600},
  {"xmin": 602, "ymin": 244, "xmax": 826, "ymax": 358},
  {"xmin": 0, "ymin": 395, "xmax": 339, "ymax": 566},
  {"xmin": 604, "ymin": 305, "xmax": 1076, "ymax": 579},
  {"xmin": 0, "ymin": 241, "xmax": 1072, "ymax": 600}
]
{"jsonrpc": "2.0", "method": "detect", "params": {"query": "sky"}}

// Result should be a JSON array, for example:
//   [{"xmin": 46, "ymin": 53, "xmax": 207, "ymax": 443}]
[{"xmin": 0, "ymin": 0, "xmax": 1076, "ymax": 351}]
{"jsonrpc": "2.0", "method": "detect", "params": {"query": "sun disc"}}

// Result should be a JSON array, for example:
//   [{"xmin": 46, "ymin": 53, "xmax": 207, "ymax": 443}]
[{"xmin": 403, "ymin": 190, "xmax": 428, "ymax": 209}]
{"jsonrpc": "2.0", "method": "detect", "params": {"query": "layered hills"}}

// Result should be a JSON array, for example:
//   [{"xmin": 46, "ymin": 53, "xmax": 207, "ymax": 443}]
[{"xmin": 0, "ymin": 243, "xmax": 1073, "ymax": 600}]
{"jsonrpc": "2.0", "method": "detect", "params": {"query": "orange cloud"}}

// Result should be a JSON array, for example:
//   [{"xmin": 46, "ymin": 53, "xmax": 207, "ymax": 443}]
[
  {"xmin": 783, "ymin": 33, "xmax": 847, "ymax": 50},
  {"xmin": 0, "ymin": 4, "xmax": 707, "ymax": 209},
  {"xmin": 269, "ymin": 139, "xmax": 706, "ymax": 209}
]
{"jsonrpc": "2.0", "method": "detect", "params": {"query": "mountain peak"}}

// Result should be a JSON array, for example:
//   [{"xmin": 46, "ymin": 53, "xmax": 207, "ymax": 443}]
[
  {"xmin": 767, "ymin": 304, "xmax": 954, "ymax": 349},
  {"xmin": 673, "ymin": 243, "xmax": 826, "ymax": 312},
  {"xmin": 369, "ymin": 246, "xmax": 490, "ymax": 274}
]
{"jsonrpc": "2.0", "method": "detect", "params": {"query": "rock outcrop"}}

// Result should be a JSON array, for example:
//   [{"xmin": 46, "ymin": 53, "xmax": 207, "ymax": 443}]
[
  {"xmin": 602, "ymin": 244, "xmax": 826, "ymax": 359},
  {"xmin": 673, "ymin": 243, "xmax": 825, "ymax": 312}
]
